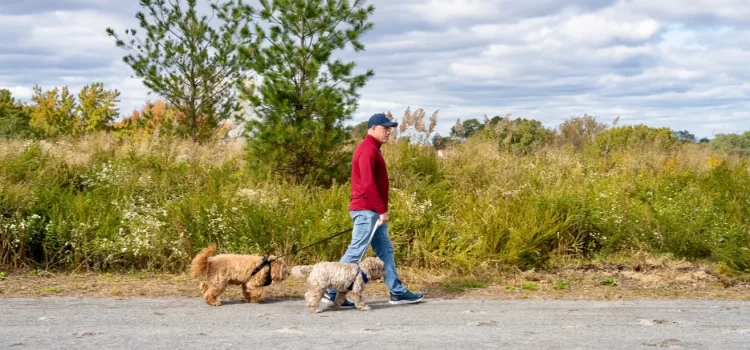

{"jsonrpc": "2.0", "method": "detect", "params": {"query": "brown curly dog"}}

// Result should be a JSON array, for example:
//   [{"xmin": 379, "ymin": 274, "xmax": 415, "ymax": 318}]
[{"xmin": 190, "ymin": 244, "xmax": 290, "ymax": 306}]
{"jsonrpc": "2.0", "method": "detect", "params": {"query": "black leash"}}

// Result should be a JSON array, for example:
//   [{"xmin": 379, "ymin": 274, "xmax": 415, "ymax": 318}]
[
  {"xmin": 249, "ymin": 226, "xmax": 353, "ymax": 281},
  {"xmin": 247, "ymin": 226, "xmax": 354, "ymax": 285},
  {"xmin": 275, "ymin": 226, "xmax": 353, "ymax": 259}
]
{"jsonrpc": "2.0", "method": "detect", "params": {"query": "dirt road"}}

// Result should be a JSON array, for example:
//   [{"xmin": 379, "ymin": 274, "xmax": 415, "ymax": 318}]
[{"xmin": 2, "ymin": 297, "xmax": 749, "ymax": 349}]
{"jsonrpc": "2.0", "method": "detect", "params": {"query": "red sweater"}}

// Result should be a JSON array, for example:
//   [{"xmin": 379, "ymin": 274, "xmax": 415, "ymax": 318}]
[{"xmin": 349, "ymin": 135, "xmax": 389, "ymax": 214}]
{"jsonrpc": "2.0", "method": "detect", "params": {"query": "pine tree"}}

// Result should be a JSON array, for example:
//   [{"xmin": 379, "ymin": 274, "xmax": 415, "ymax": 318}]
[
  {"xmin": 106, "ymin": 0, "xmax": 254, "ymax": 142},
  {"xmin": 240, "ymin": 0, "xmax": 375, "ymax": 186}
]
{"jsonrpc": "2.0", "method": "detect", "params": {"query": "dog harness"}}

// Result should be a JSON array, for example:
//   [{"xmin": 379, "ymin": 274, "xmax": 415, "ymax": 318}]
[
  {"xmin": 347, "ymin": 266, "xmax": 369, "ymax": 291},
  {"xmin": 250, "ymin": 256, "xmax": 273, "ymax": 287}
]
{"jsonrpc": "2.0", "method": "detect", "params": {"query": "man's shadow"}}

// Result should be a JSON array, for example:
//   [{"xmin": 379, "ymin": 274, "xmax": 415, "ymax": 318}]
[
  {"xmin": 217, "ymin": 297, "xmax": 426, "ymax": 309},
  {"xmin": 219, "ymin": 298, "xmax": 291, "ymax": 306},
  {"xmin": 364, "ymin": 299, "xmax": 426, "ymax": 310}
]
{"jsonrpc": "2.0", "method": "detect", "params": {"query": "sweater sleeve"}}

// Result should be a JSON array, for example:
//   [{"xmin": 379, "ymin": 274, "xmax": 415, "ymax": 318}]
[{"xmin": 358, "ymin": 148, "xmax": 387, "ymax": 214}]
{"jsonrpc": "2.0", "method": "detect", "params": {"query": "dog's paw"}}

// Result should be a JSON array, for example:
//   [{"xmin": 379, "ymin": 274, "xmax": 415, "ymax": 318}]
[
  {"xmin": 357, "ymin": 305, "xmax": 371, "ymax": 311},
  {"xmin": 309, "ymin": 308, "xmax": 323, "ymax": 313},
  {"xmin": 207, "ymin": 300, "xmax": 221, "ymax": 306}
]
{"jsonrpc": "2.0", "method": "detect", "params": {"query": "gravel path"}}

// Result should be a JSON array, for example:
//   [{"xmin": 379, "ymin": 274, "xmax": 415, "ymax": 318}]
[{"xmin": 2, "ymin": 297, "xmax": 749, "ymax": 349}]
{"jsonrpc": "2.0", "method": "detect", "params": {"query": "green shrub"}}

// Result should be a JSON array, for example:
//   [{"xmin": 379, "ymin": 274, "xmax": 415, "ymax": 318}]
[
  {"xmin": 590, "ymin": 124, "xmax": 679, "ymax": 156},
  {"xmin": 1, "ymin": 131, "xmax": 749, "ymax": 273},
  {"xmin": 710, "ymin": 131, "xmax": 750, "ymax": 157}
]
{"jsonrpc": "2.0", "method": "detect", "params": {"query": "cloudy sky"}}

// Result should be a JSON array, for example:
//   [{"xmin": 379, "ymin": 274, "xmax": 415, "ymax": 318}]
[{"xmin": 2, "ymin": 0, "xmax": 749, "ymax": 139}]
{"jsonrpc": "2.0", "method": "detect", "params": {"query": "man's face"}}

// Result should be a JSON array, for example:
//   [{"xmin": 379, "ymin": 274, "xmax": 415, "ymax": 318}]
[{"xmin": 369, "ymin": 125, "xmax": 392, "ymax": 143}]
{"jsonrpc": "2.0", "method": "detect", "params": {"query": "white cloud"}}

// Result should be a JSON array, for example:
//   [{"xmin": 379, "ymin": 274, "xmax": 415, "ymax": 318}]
[
  {"xmin": 620, "ymin": 0, "xmax": 750, "ymax": 23},
  {"xmin": 27, "ymin": 11, "xmax": 127, "ymax": 56},
  {"xmin": 7, "ymin": 86, "xmax": 33, "ymax": 100},
  {"xmin": 1, "ymin": 0, "xmax": 749, "ymax": 140},
  {"xmin": 450, "ymin": 62, "xmax": 505, "ymax": 78},
  {"xmin": 405, "ymin": 0, "xmax": 499, "ymax": 22},
  {"xmin": 558, "ymin": 14, "xmax": 661, "ymax": 45}
]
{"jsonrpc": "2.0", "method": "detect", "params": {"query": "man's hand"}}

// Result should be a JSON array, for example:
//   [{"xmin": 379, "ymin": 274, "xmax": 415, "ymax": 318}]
[{"xmin": 379, "ymin": 212, "xmax": 389, "ymax": 224}]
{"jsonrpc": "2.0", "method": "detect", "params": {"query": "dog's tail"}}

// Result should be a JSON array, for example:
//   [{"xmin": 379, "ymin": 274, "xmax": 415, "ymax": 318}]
[
  {"xmin": 190, "ymin": 244, "xmax": 216, "ymax": 278},
  {"xmin": 290, "ymin": 265, "xmax": 314, "ymax": 279}
]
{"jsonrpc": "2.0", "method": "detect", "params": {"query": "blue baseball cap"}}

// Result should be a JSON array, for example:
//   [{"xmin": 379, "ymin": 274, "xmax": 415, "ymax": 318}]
[{"xmin": 367, "ymin": 113, "xmax": 398, "ymax": 128}]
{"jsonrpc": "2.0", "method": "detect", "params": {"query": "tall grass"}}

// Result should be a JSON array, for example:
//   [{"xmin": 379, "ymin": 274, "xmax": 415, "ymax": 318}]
[{"xmin": 1, "ymin": 131, "xmax": 749, "ymax": 273}]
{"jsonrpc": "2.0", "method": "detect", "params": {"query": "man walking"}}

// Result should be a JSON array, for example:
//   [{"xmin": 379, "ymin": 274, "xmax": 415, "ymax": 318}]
[{"xmin": 323, "ymin": 113, "xmax": 424, "ymax": 307}]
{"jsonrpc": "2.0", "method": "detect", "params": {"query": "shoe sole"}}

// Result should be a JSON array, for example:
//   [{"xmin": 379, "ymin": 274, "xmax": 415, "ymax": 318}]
[{"xmin": 388, "ymin": 297, "xmax": 423, "ymax": 305}]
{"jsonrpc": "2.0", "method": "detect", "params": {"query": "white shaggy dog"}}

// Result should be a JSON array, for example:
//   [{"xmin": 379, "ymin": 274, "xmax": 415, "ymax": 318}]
[{"xmin": 292, "ymin": 257, "xmax": 385, "ymax": 313}]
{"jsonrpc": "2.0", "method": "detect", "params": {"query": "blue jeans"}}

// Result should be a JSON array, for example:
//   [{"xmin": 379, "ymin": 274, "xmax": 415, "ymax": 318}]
[{"xmin": 328, "ymin": 210, "xmax": 408, "ymax": 296}]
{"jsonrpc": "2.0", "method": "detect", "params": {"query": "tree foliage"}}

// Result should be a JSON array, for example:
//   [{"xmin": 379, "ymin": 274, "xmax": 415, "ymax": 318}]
[
  {"xmin": 492, "ymin": 117, "xmax": 551, "ymax": 154},
  {"xmin": 673, "ymin": 129, "xmax": 697, "ymax": 143},
  {"xmin": 556, "ymin": 114, "xmax": 608, "ymax": 150},
  {"xmin": 106, "ymin": 0, "xmax": 253, "ymax": 142},
  {"xmin": 450, "ymin": 118, "xmax": 484, "ymax": 139},
  {"xmin": 240, "ymin": 0, "xmax": 376, "ymax": 186},
  {"xmin": 0, "ymin": 89, "xmax": 34, "ymax": 138},
  {"xmin": 75, "ymin": 82, "xmax": 121, "ymax": 134},
  {"xmin": 28, "ymin": 85, "xmax": 76, "ymax": 138},
  {"xmin": 112, "ymin": 100, "xmax": 181, "ymax": 136},
  {"xmin": 592, "ymin": 124, "xmax": 679, "ymax": 155},
  {"xmin": 710, "ymin": 131, "xmax": 750, "ymax": 157},
  {"xmin": 24, "ymin": 83, "xmax": 120, "ymax": 138}
]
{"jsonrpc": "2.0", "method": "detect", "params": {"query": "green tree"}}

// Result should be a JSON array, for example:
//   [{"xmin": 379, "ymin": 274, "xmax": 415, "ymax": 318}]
[
  {"xmin": 556, "ymin": 114, "xmax": 608, "ymax": 151},
  {"xmin": 106, "ymin": 0, "xmax": 254, "ymax": 142},
  {"xmin": 493, "ymin": 117, "xmax": 551, "ymax": 154},
  {"xmin": 0, "ymin": 89, "xmax": 34, "ymax": 138},
  {"xmin": 75, "ymin": 82, "xmax": 121, "ymax": 134},
  {"xmin": 710, "ymin": 131, "xmax": 750, "ymax": 157},
  {"xmin": 450, "ymin": 118, "xmax": 484, "ymax": 139},
  {"xmin": 591, "ymin": 124, "xmax": 679, "ymax": 156},
  {"xmin": 28, "ymin": 85, "xmax": 76, "ymax": 138},
  {"xmin": 673, "ymin": 130, "xmax": 697, "ymax": 143},
  {"xmin": 488, "ymin": 115, "xmax": 503, "ymax": 126},
  {"xmin": 240, "ymin": 0, "xmax": 375, "ymax": 186}
]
